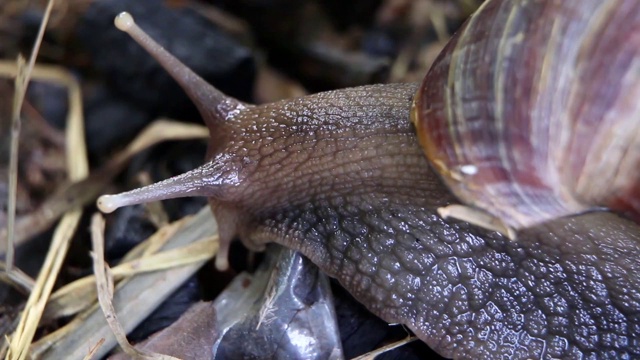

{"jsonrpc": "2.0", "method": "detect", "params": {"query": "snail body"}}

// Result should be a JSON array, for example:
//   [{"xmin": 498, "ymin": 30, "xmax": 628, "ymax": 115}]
[{"xmin": 99, "ymin": 3, "xmax": 640, "ymax": 359}]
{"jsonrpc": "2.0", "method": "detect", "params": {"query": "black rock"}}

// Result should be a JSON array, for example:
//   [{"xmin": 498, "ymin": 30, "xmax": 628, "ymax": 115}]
[{"xmin": 77, "ymin": 0, "xmax": 256, "ymax": 121}]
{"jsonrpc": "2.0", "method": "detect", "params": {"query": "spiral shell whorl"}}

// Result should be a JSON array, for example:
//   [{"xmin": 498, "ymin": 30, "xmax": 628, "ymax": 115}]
[{"xmin": 412, "ymin": 0, "xmax": 640, "ymax": 230}]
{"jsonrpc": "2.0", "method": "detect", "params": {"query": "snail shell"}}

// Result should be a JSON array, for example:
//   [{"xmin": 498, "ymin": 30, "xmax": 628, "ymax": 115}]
[{"xmin": 412, "ymin": 0, "xmax": 640, "ymax": 231}]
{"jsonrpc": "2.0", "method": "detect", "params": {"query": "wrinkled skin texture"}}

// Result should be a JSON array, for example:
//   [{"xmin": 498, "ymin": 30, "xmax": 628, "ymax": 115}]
[
  {"xmin": 107, "ymin": 82, "xmax": 640, "ymax": 358},
  {"xmin": 200, "ymin": 84, "xmax": 640, "ymax": 359},
  {"xmin": 99, "ymin": 5, "xmax": 640, "ymax": 358}
]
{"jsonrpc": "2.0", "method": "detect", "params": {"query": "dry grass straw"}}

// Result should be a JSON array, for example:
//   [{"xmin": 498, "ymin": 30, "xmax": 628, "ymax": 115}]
[
  {"xmin": 4, "ymin": 69, "xmax": 86, "ymax": 357},
  {"xmin": 0, "ymin": 67, "xmax": 210, "ymax": 360},
  {"xmin": 5, "ymin": 54, "xmax": 24, "ymax": 272},
  {"xmin": 0, "ymin": 56, "xmax": 208, "ymax": 360},
  {"xmin": 6, "ymin": 0, "xmax": 56, "ymax": 272},
  {"xmin": 3, "ymin": 1, "xmax": 85, "ymax": 359},
  {"xmin": 0, "ymin": 264, "xmax": 33, "ymax": 295},
  {"xmin": 90, "ymin": 213, "xmax": 181, "ymax": 360},
  {"xmin": 351, "ymin": 336, "xmax": 417, "ymax": 360},
  {"xmin": 0, "ymin": 69, "xmax": 210, "ymax": 347},
  {"xmin": 81, "ymin": 338, "xmax": 105, "ymax": 360},
  {"xmin": 32, "ymin": 207, "xmax": 218, "ymax": 359},
  {"xmin": 43, "ymin": 217, "xmax": 216, "ymax": 320}
]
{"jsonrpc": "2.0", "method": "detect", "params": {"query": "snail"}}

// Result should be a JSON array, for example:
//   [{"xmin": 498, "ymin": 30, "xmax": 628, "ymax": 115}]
[{"xmin": 97, "ymin": 1, "xmax": 640, "ymax": 359}]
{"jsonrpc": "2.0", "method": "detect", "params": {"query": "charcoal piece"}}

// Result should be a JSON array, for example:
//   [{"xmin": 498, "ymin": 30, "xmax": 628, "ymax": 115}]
[
  {"xmin": 318, "ymin": 0, "xmax": 383, "ymax": 30},
  {"xmin": 215, "ymin": 0, "xmax": 389, "ymax": 90},
  {"xmin": 77, "ymin": 0, "xmax": 255, "ymax": 120},
  {"xmin": 361, "ymin": 27, "xmax": 400, "ymax": 59},
  {"xmin": 26, "ymin": 81, "xmax": 69, "ymax": 131},
  {"xmin": 0, "ymin": 81, "xmax": 10, "ymax": 162},
  {"xmin": 103, "ymin": 204, "xmax": 157, "ymax": 261},
  {"xmin": 84, "ymin": 87, "xmax": 152, "ymax": 157},
  {"xmin": 281, "ymin": 41, "xmax": 389, "ymax": 90},
  {"xmin": 127, "ymin": 276, "xmax": 203, "ymax": 344}
]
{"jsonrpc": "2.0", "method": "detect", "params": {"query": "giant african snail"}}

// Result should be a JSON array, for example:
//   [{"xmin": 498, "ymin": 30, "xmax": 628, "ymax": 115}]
[{"xmin": 97, "ymin": 1, "xmax": 640, "ymax": 359}]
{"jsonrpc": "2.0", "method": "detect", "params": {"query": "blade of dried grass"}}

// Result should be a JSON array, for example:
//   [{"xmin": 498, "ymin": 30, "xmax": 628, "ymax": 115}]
[
  {"xmin": 81, "ymin": 338, "xmax": 105, "ymax": 360},
  {"xmin": 1, "ymin": 63, "xmax": 89, "ymax": 356},
  {"xmin": 8, "ymin": 210, "xmax": 83, "ymax": 360},
  {"xmin": 34, "ymin": 206, "xmax": 218, "ymax": 360},
  {"xmin": 113, "ymin": 237, "xmax": 217, "ymax": 272},
  {"xmin": 0, "ymin": 64, "xmax": 85, "ymax": 265},
  {"xmin": 43, "ymin": 202, "xmax": 206, "ymax": 321},
  {"xmin": 6, "ymin": 0, "xmax": 56, "ymax": 273},
  {"xmin": 350, "ymin": 336, "xmax": 417, "ymax": 360},
  {"xmin": 90, "ymin": 213, "xmax": 180, "ymax": 360},
  {"xmin": 7, "ymin": 112, "xmax": 85, "ymax": 354},
  {"xmin": 45, "ymin": 234, "xmax": 217, "ymax": 320},
  {"xmin": 44, "ymin": 217, "xmax": 187, "ymax": 317},
  {"xmin": 5, "ymin": 54, "xmax": 25, "ymax": 273}
]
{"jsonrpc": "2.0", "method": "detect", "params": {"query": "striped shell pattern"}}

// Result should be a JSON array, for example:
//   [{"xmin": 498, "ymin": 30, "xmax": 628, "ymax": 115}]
[{"xmin": 412, "ymin": 0, "xmax": 640, "ymax": 230}]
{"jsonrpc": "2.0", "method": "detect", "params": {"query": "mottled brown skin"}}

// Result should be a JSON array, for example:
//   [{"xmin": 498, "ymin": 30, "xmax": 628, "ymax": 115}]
[
  {"xmin": 103, "ymin": 11, "xmax": 640, "ymax": 359},
  {"xmin": 211, "ymin": 85, "xmax": 640, "ymax": 358},
  {"xmin": 157, "ymin": 84, "xmax": 640, "ymax": 359}
]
